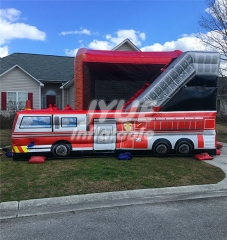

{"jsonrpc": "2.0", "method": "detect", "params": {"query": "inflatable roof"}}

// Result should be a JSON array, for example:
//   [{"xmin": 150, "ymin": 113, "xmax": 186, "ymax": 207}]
[{"xmin": 76, "ymin": 48, "xmax": 183, "ymax": 64}]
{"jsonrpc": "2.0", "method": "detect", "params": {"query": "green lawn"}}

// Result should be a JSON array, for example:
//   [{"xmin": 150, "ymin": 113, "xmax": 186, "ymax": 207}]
[
  {"xmin": 0, "ymin": 123, "xmax": 226, "ymax": 202},
  {"xmin": 0, "ymin": 155, "xmax": 225, "ymax": 202},
  {"xmin": 216, "ymin": 123, "xmax": 227, "ymax": 143}
]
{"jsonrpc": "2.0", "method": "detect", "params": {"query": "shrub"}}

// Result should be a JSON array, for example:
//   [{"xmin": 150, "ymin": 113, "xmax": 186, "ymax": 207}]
[
  {"xmin": 217, "ymin": 111, "xmax": 227, "ymax": 124},
  {"xmin": 0, "ymin": 111, "xmax": 16, "ymax": 129}
]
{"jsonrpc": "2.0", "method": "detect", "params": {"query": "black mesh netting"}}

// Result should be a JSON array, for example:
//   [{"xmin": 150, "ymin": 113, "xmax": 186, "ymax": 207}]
[{"xmin": 83, "ymin": 62, "xmax": 164, "ymax": 109}]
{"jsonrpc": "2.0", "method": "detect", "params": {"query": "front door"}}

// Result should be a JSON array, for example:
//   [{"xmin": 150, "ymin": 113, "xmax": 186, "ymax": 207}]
[
  {"xmin": 94, "ymin": 119, "xmax": 116, "ymax": 150},
  {"xmin": 46, "ymin": 95, "xmax": 56, "ymax": 108}
]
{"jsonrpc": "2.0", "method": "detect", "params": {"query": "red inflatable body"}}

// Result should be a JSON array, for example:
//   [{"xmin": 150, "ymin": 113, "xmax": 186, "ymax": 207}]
[
  {"xmin": 29, "ymin": 156, "xmax": 46, "ymax": 164},
  {"xmin": 194, "ymin": 153, "xmax": 213, "ymax": 161}
]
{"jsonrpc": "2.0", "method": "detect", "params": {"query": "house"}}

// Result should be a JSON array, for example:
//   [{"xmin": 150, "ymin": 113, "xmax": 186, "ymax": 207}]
[
  {"xmin": 0, "ymin": 39, "xmax": 137, "ymax": 111},
  {"xmin": 0, "ymin": 54, "xmax": 74, "ymax": 110},
  {"xmin": 217, "ymin": 77, "xmax": 227, "ymax": 116}
]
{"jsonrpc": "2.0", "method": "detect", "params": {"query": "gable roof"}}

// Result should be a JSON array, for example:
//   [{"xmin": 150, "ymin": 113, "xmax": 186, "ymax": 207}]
[
  {"xmin": 0, "ymin": 53, "xmax": 74, "ymax": 82},
  {"xmin": 0, "ymin": 65, "xmax": 44, "ymax": 86},
  {"xmin": 112, "ymin": 38, "xmax": 141, "ymax": 51}
]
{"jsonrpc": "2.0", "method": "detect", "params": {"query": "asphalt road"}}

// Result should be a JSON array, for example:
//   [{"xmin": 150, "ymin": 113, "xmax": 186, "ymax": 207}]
[{"xmin": 1, "ymin": 195, "xmax": 227, "ymax": 240}]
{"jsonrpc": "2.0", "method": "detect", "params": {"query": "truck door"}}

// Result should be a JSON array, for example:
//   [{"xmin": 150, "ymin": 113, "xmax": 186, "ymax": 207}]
[{"xmin": 94, "ymin": 119, "xmax": 116, "ymax": 150}]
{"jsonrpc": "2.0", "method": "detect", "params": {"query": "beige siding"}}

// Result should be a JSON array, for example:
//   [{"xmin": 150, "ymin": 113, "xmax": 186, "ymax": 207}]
[
  {"xmin": 115, "ymin": 44, "xmax": 137, "ymax": 51},
  {"xmin": 0, "ymin": 67, "xmax": 40, "ymax": 110}
]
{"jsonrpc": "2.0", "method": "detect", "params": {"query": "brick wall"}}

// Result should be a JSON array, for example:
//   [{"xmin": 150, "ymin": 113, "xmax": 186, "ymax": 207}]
[{"xmin": 74, "ymin": 53, "xmax": 85, "ymax": 110}]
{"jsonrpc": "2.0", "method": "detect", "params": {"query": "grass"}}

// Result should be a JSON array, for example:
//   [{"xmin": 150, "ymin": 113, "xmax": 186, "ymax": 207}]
[
  {"xmin": 0, "ymin": 123, "xmax": 226, "ymax": 202},
  {"xmin": 0, "ymin": 155, "xmax": 225, "ymax": 202},
  {"xmin": 216, "ymin": 123, "xmax": 227, "ymax": 143},
  {"xmin": 0, "ymin": 129, "xmax": 12, "ymax": 148}
]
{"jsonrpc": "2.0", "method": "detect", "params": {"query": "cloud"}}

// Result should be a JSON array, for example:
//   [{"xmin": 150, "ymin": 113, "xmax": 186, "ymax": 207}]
[
  {"xmin": 0, "ymin": 8, "xmax": 20, "ymax": 22},
  {"xmin": 88, "ymin": 40, "xmax": 113, "ymax": 50},
  {"xmin": 0, "ymin": 46, "xmax": 9, "ymax": 57},
  {"xmin": 0, "ymin": 8, "xmax": 46, "ymax": 54},
  {"xmin": 141, "ymin": 34, "xmax": 206, "ymax": 52},
  {"xmin": 64, "ymin": 48, "xmax": 80, "ymax": 57},
  {"xmin": 105, "ymin": 29, "xmax": 146, "ymax": 47},
  {"xmin": 60, "ymin": 28, "xmax": 91, "ymax": 36},
  {"xmin": 65, "ymin": 29, "xmax": 146, "ymax": 56},
  {"xmin": 64, "ymin": 29, "xmax": 221, "ymax": 58},
  {"xmin": 88, "ymin": 29, "xmax": 146, "ymax": 50}
]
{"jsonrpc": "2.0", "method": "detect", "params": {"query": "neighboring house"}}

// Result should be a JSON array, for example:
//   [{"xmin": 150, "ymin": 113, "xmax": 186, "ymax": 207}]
[
  {"xmin": 0, "ymin": 39, "xmax": 137, "ymax": 111},
  {"xmin": 217, "ymin": 77, "xmax": 227, "ymax": 115},
  {"xmin": 0, "ymin": 53, "xmax": 74, "ymax": 110},
  {"xmin": 112, "ymin": 38, "xmax": 141, "ymax": 51}
]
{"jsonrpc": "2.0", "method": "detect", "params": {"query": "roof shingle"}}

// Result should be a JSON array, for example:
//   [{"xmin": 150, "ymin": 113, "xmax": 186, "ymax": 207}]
[{"xmin": 0, "ymin": 53, "xmax": 74, "ymax": 82}]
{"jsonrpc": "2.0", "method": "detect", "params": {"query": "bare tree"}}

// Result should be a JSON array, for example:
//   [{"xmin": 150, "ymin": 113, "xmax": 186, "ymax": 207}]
[{"xmin": 198, "ymin": 0, "xmax": 227, "ymax": 76}]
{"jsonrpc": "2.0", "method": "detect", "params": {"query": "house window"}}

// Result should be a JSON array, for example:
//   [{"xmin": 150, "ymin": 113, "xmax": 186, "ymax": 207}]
[{"xmin": 7, "ymin": 92, "xmax": 28, "ymax": 110}]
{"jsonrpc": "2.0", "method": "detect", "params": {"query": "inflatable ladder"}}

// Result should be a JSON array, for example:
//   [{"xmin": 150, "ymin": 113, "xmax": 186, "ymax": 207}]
[{"xmin": 124, "ymin": 51, "xmax": 220, "ymax": 112}]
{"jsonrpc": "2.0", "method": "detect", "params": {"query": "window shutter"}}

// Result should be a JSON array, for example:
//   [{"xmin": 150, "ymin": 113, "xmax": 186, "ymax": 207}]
[
  {"xmin": 28, "ymin": 93, "xmax": 33, "ymax": 109},
  {"xmin": 1, "ymin": 92, "xmax": 7, "ymax": 110}
]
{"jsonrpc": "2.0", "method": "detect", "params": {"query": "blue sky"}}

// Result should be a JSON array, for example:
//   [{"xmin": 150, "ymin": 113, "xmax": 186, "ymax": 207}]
[{"xmin": 0, "ymin": 0, "xmax": 210, "ymax": 57}]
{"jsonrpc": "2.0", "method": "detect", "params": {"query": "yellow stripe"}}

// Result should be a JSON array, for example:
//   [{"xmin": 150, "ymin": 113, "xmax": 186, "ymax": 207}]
[
  {"xmin": 12, "ymin": 146, "xmax": 28, "ymax": 153},
  {"xmin": 21, "ymin": 146, "xmax": 28, "ymax": 153},
  {"xmin": 13, "ymin": 146, "xmax": 20, "ymax": 153}
]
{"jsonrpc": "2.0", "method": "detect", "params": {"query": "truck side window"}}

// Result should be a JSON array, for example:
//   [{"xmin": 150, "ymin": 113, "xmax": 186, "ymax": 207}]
[
  {"xmin": 20, "ymin": 116, "xmax": 51, "ymax": 128},
  {"xmin": 61, "ymin": 117, "xmax": 77, "ymax": 128}
]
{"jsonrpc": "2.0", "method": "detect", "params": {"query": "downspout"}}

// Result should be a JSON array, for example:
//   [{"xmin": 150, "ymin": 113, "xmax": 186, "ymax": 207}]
[
  {"xmin": 62, "ymin": 82, "xmax": 64, "ymax": 110},
  {"xmin": 39, "ymin": 84, "xmax": 42, "ymax": 109}
]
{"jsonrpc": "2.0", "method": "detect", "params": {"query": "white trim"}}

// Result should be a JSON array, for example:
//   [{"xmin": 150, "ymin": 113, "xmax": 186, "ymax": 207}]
[
  {"xmin": 27, "ymin": 149, "xmax": 51, "ymax": 153},
  {"xmin": 60, "ymin": 78, "xmax": 74, "ymax": 89},
  {"xmin": 39, "ymin": 85, "xmax": 42, "ymax": 109},
  {"xmin": 27, "ymin": 145, "xmax": 52, "ymax": 148},
  {"xmin": 72, "ymin": 147, "xmax": 93, "ymax": 150},
  {"xmin": 0, "ymin": 65, "xmax": 44, "ymax": 86},
  {"xmin": 41, "ymin": 95, "xmax": 46, "ymax": 109},
  {"xmin": 62, "ymin": 87, "xmax": 64, "ymax": 109}
]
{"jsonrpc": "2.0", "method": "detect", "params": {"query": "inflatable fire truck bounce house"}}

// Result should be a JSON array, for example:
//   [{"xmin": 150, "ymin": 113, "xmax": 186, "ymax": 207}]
[{"xmin": 11, "ymin": 49, "xmax": 221, "ymax": 161}]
